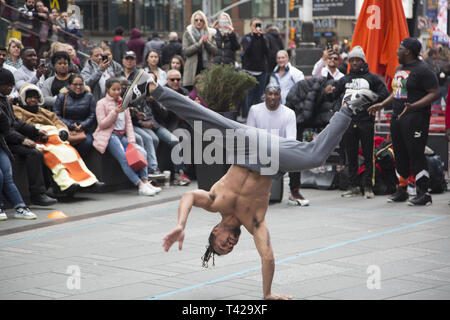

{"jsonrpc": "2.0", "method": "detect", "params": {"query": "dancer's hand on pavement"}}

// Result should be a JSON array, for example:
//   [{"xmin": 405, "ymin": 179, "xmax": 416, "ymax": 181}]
[
  {"xmin": 264, "ymin": 293, "xmax": 293, "ymax": 300},
  {"xmin": 162, "ymin": 225, "xmax": 185, "ymax": 251}
]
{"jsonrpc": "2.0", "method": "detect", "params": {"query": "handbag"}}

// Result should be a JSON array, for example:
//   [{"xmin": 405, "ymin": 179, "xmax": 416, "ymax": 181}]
[
  {"xmin": 63, "ymin": 94, "xmax": 87, "ymax": 145},
  {"xmin": 125, "ymin": 143, "xmax": 148, "ymax": 171}
]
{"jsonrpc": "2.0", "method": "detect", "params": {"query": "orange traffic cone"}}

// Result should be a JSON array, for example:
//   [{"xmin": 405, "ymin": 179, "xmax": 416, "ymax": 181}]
[{"xmin": 47, "ymin": 211, "xmax": 67, "ymax": 219}]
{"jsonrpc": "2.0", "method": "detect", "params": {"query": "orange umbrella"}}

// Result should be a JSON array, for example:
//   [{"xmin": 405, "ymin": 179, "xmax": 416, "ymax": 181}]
[{"xmin": 351, "ymin": 0, "xmax": 410, "ymax": 90}]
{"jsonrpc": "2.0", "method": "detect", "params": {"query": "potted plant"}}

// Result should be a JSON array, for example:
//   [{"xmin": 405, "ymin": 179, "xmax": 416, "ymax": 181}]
[
  {"xmin": 197, "ymin": 63, "xmax": 257, "ymax": 120},
  {"xmin": 194, "ymin": 64, "xmax": 257, "ymax": 191}
]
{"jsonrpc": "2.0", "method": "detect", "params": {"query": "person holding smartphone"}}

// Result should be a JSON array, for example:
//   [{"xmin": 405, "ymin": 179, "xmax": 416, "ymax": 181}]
[
  {"xmin": 312, "ymin": 45, "xmax": 344, "ymax": 80},
  {"xmin": 80, "ymin": 46, "xmax": 124, "ymax": 101},
  {"xmin": 211, "ymin": 13, "xmax": 240, "ymax": 66},
  {"xmin": 240, "ymin": 18, "xmax": 269, "ymax": 120}
]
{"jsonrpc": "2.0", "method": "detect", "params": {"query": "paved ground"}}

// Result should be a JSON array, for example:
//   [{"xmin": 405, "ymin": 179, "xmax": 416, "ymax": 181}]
[{"xmin": 0, "ymin": 177, "xmax": 449, "ymax": 300}]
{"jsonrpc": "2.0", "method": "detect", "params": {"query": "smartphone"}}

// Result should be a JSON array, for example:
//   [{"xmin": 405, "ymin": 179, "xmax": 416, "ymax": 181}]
[
  {"xmin": 218, "ymin": 20, "xmax": 229, "ymax": 27},
  {"xmin": 39, "ymin": 59, "xmax": 45, "ymax": 67},
  {"xmin": 102, "ymin": 54, "xmax": 108, "ymax": 62},
  {"xmin": 326, "ymin": 42, "xmax": 333, "ymax": 50},
  {"xmin": 255, "ymin": 23, "xmax": 262, "ymax": 29}
]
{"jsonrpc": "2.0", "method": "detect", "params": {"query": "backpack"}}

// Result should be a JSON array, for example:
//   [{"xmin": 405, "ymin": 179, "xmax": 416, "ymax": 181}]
[
  {"xmin": 374, "ymin": 141, "xmax": 397, "ymax": 195},
  {"xmin": 427, "ymin": 154, "xmax": 447, "ymax": 194}
]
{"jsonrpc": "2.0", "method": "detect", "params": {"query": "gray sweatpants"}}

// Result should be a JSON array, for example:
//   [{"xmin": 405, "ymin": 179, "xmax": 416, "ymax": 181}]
[{"xmin": 152, "ymin": 86, "xmax": 352, "ymax": 178}]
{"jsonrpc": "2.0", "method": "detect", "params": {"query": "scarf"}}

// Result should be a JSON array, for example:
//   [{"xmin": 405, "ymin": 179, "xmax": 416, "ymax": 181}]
[
  {"xmin": 21, "ymin": 103, "xmax": 39, "ymax": 114},
  {"xmin": 190, "ymin": 26, "xmax": 210, "ymax": 69}
]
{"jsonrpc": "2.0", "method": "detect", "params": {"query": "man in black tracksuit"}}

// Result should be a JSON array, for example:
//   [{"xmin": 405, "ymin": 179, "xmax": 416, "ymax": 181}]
[
  {"xmin": 326, "ymin": 46, "xmax": 389, "ymax": 198},
  {"xmin": 368, "ymin": 38, "xmax": 440, "ymax": 206}
]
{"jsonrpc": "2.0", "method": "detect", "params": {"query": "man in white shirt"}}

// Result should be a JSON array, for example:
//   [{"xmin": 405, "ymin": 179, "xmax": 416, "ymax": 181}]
[
  {"xmin": 247, "ymin": 84, "xmax": 310, "ymax": 206},
  {"xmin": 312, "ymin": 49, "xmax": 344, "ymax": 80}
]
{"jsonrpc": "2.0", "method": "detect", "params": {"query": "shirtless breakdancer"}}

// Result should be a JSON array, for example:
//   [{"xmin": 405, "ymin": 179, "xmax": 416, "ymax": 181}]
[{"xmin": 123, "ymin": 72, "xmax": 379, "ymax": 300}]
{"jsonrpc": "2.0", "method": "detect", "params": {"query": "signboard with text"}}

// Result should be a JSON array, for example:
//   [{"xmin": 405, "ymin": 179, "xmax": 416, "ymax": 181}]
[{"xmin": 313, "ymin": 0, "xmax": 355, "ymax": 17}]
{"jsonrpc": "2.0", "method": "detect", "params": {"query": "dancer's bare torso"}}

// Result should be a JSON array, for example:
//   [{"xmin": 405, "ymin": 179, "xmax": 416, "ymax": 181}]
[{"xmin": 208, "ymin": 165, "xmax": 273, "ymax": 233}]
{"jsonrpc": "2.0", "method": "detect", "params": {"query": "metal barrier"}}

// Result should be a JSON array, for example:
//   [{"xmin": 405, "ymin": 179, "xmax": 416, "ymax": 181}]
[{"xmin": 0, "ymin": 2, "xmax": 90, "ymax": 58}]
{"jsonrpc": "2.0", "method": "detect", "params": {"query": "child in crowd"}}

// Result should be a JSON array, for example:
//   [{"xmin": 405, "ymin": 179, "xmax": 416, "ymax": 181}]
[{"xmin": 93, "ymin": 78, "xmax": 161, "ymax": 196}]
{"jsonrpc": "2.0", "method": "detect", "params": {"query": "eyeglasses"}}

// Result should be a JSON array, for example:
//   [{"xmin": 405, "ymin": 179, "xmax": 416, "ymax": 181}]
[
  {"xmin": 328, "ymin": 57, "xmax": 339, "ymax": 61},
  {"xmin": 169, "ymin": 78, "xmax": 181, "ymax": 82}
]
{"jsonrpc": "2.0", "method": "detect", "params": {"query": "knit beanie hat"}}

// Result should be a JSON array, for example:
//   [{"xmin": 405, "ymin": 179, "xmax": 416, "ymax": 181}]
[
  {"xmin": 348, "ymin": 46, "xmax": 366, "ymax": 62},
  {"xmin": 0, "ymin": 68, "xmax": 15, "ymax": 86}
]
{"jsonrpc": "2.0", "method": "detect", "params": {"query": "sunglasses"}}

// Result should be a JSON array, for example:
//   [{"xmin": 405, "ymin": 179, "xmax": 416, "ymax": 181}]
[
  {"xmin": 71, "ymin": 83, "xmax": 84, "ymax": 87},
  {"xmin": 328, "ymin": 57, "xmax": 339, "ymax": 61},
  {"xmin": 195, "ymin": 19, "xmax": 204, "ymax": 22},
  {"xmin": 169, "ymin": 78, "xmax": 181, "ymax": 82}
]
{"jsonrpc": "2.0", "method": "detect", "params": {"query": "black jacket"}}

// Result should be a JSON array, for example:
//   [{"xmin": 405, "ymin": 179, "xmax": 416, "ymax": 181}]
[
  {"xmin": 161, "ymin": 40, "xmax": 183, "ymax": 66},
  {"xmin": 212, "ymin": 29, "xmax": 240, "ymax": 65},
  {"xmin": 265, "ymin": 29, "xmax": 284, "ymax": 72},
  {"xmin": 285, "ymin": 77, "xmax": 336, "ymax": 128},
  {"xmin": 0, "ymin": 94, "xmax": 39, "ymax": 160},
  {"xmin": 240, "ymin": 33, "xmax": 269, "ymax": 72},
  {"xmin": 0, "ymin": 108, "xmax": 14, "ymax": 161},
  {"xmin": 53, "ymin": 88, "xmax": 97, "ymax": 133},
  {"xmin": 330, "ymin": 63, "xmax": 390, "ymax": 122}
]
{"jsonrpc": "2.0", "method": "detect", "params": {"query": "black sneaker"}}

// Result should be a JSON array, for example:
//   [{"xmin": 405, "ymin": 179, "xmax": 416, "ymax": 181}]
[
  {"xmin": 31, "ymin": 193, "xmax": 57, "ymax": 206},
  {"xmin": 387, "ymin": 187, "xmax": 408, "ymax": 203},
  {"xmin": 408, "ymin": 193, "xmax": 432, "ymax": 206},
  {"xmin": 122, "ymin": 70, "xmax": 156, "ymax": 109}
]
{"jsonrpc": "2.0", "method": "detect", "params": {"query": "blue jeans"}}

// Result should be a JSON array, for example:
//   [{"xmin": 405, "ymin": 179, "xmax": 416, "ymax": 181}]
[
  {"xmin": 0, "ymin": 148, "xmax": 26, "ymax": 209},
  {"xmin": 106, "ymin": 133, "xmax": 148, "ymax": 186},
  {"xmin": 134, "ymin": 126, "xmax": 159, "ymax": 171},
  {"xmin": 244, "ymin": 72, "xmax": 267, "ymax": 118},
  {"xmin": 147, "ymin": 126, "xmax": 185, "ymax": 173}
]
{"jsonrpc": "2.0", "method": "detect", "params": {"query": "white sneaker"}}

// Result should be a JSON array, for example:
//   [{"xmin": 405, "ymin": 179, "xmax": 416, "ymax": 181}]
[
  {"xmin": 0, "ymin": 209, "xmax": 7, "ymax": 221},
  {"xmin": 14, "ymin": 207, "xmax": 37, "ymax": 220},
  {"xmin": 342, "ymin": 88, "xmax": 379, "ymax": 114},
  {"xmin": 146, "ymin": 182, "xmax": 162, "ymax": 193},
  {"xmin": 138, "ymin": 184, "xmax": 156, "ymax": 196}
]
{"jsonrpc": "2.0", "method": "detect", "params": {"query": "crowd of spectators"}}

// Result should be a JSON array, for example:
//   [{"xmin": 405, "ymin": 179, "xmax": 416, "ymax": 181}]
[{"xmin": 0, "ymin": 1, "xmax": 449, "ymax": 220}]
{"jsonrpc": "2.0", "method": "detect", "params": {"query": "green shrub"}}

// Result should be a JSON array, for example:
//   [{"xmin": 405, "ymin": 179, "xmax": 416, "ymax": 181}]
[{"xmin": 197, "ymin": 64, "xmax": 257, "ymax": 112}]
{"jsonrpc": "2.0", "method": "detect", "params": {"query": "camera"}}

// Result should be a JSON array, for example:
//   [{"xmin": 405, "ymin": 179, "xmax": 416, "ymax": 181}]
[{"xmin": 255, "ymin": 23, "xmax": 262, "ymax": 29}]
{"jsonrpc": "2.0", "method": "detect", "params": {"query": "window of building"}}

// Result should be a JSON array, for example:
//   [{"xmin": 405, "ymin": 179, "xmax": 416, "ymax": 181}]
[{"xmin": 239, "ymin": 0, "xmax": 271, "ymax": 19}]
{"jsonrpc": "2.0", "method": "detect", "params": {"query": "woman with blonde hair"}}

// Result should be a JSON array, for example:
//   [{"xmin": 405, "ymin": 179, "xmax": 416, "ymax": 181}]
[
  {"xmin": 182, "ymin": 10, "xmax": 217, "ymax": 91},
  {"xmin": 5, "ymin": 38, "xmax": 24, "ymax": 70},
  {"xmin": 211, "ymin": 12, "xmax": 240, "ymax": 66}
]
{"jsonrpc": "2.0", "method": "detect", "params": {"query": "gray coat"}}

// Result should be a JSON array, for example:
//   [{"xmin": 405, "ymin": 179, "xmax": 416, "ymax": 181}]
[
  {"xmin": 182, "ymin": 25, "xmax": 217, "ymax": 87},
  {"xmin": 80, "ymin": 59, "xmax": 124, "ymax": 102}
]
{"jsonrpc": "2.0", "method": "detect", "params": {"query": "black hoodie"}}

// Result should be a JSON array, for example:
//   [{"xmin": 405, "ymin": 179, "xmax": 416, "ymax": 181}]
[{"xmin": 330, "ymin": 63, "xmax": 390, "ymax": 122}]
